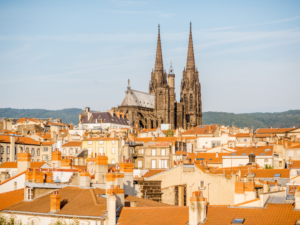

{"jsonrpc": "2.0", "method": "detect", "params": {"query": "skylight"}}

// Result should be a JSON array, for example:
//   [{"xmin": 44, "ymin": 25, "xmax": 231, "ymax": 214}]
[
  {"xmin": 196, "ymin": 158, "xmax": 204, "ymax": 160},
  {"xmin": 231, "ymin": 153, "xmax": 236, "ymax": 156},
  {"xmin": 261, "ymin": 153, "xmax": 265, "ymax": 155},
  {"xmin": 232, "ymin": 218, "xmax": 245, "ymax": 224},
  {"xmin": 274, "ymin": 173, "xmax": 281, "ymax": 177},
  {"xmin": 242, "ymin": 153, "xmax": 246, "ymax": 156},
  {"xmin": 265, "ymin": 149, "xmax": 271, "ymax": 151}
]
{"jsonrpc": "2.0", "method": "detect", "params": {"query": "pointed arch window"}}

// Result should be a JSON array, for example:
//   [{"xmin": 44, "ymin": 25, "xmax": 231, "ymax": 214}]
[
  {"xmin": 190, "ymin": 94, "xmax": 193, "ymax": 110},
  {"xmin": 184, "ymin": 94, "xmax": 188, "ymax": 111}
]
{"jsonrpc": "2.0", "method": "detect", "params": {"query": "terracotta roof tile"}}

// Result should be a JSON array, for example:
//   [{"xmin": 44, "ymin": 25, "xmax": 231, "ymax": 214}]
[
  {"xmin": 125, "ymin": 195, "xmax": 170, "ymax": 207},
  {"xmin": 223, "ymin": 146, "xmax": 273, "ymax": 157},
  {"xmin": 41, "ymin": 142, "xmax": 55, "ymax": 146},
  {"xmin": 5, "ymin": 186, "xmax": 107, "ymax": 217},
  {"xmin": 0, "ymin": 189, "xmax": 24, "ymax": 210},
  {"xmin": 0, "ymin": 162, "xmax": 48, "ymax": 169},
  {"xmin": 142, "ymin": 169, "xmax": 166, "ymax": 178},
  {"xmin": 118, "ymin": 206, "xmax": 189, "ymax": 225},
  {"xmin": 188, "ymin": 153, "xmax": 227, "ymax": 164},
  {"xmin": 255, "ymin": 128, "xmax": 294, "ymax": 134},
  {"xmin": 181, "ymin": 125, "xmax": 218, "ymax": 136},
  {"xmin": 62, "ymin": 141, "xmax": 82, "ymax": 147},
  {"xmin": 0, "ymin": 135, "xmax": 40, "ymax": 145},
  {"xmin": 203, "ymin": 203, "xmax": 300, "ymax": 225}
]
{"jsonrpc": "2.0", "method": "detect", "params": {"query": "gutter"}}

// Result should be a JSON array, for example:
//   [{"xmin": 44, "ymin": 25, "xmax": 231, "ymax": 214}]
[{"xmin": 3, "ymin": 210, "xmax": 107, "ymax": 220}]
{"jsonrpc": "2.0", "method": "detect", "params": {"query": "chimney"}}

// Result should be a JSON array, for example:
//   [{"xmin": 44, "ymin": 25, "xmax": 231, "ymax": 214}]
[
  {"xmin": 295, "ymin": 187, "xmax": 300, "ymax": 210},
  {"xmin": 50, "ymin": 191, "xmax": 61, "ymax": 212},
  {"xmin": 80, "ymin": 171, "xmax": 91, "ymax": 187},
  {"xmin": 189, "ymin": 191, "xmax": 206, "ymax": 225},
  {"xmin": 119, "ymin": 162, "xmax": 134, "ymax": 195},
  {"xmin": 61, "ymin": 158, "xmax": 72, "ymax": 169},
  {"xmin": 272, "ymin": 180, "xmax": 280, "ymax": 192},
  {"xmin": 107, "ymin": 192, "xmax": 116, "ymax": 225},
  {"xmin": 10, "ymin": 135, "xmax": 15, "ymax": 161},
  {"xmin": 152, "ymin": 134, "xmax": 156, "ymax": 140},
  {"xmin": 130, "ymin": 201, "xmax": 137, "ymax": 207},
  {"xmin": 79, "ymin": 114, "xmax": 82, "ymax": 124},
  {"xmin": 3, "ymin": 118, "xmax": 7, "ymax": 130},
  {"xmin": 52, "ymin": 149, "xmax": 62, "ymax": 168},
  {"xmin": 17, "ymin": 150, "xmax": 31, "ymax": 173},
  {"xmin": 70, "ymin": 123, "xmax": 73, "ymax": 130},
  {"xmin": 45, "ymin": 171, "xmax": 53, "ymax": 183},
  {"xmin": 263, "ymin": 181, "xmax": 269, "ymax": 193},
  {"xmin": 95, "ymin": 154, "xmax": 108, "ymax": 183}
]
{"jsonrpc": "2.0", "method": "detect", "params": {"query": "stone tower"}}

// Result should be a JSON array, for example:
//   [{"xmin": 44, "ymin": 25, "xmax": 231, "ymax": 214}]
[
  {"xmin": 149, "ymin": 25, "xmax": 176, "ymax": 129},
  {"xmin": 180, "ymin": 22, "xmax": 202, "ymax": 128}
]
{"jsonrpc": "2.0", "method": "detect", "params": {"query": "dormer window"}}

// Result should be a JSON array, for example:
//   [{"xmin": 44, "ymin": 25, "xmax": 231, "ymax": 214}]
[
  {"xmin": 27, "ymin": 188, "xmax": 33, "ymax": 201},
  {"xmin": 232, "ymin": 218, "xmax": 245, "ymax": 224}
]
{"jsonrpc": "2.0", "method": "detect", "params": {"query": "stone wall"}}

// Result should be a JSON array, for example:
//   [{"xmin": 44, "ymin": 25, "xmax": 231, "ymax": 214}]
[{"xmin": 135, "ymin": 180, "xmax": 162, "ymax": 202}]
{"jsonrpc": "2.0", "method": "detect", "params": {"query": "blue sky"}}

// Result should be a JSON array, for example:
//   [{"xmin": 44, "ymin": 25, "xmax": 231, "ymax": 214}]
[{"xmin": 0, "ymin": 0, "xmax": 299, "ymax": 113}]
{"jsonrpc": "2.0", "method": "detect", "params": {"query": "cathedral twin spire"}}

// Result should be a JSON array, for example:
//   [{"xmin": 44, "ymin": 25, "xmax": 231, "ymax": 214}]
[{"xmin": 154, "ymin": 22, "xmax": 195, "ymax": 74}]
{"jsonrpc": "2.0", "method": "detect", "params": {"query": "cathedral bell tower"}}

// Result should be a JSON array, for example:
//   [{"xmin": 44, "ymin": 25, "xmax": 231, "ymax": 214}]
[{"xmin": 180, "ymin": 22, "xmax": 202, "ymax": 129}]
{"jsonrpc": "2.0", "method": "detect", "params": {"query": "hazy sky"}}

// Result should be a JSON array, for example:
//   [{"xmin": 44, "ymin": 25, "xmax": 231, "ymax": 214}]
[{"xmin": 0, "ymin": 0, "xmax": 299, "ymax": 113}]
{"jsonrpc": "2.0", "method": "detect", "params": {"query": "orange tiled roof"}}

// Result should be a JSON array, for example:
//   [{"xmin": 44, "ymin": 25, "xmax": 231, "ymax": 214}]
[
  {"xmin": 203, "ymin": 203, "xmax": 300, "ymax": 225},
  {"xmin": 175, "ymin": 151, "xmax": 188, "ymax": 155},
  {"xmin": 85, "ymin": 137, "xmax": 119, "ymax": 141},
  {"xmin": 255, "ymin": 128, "xmax": 294, "ymax": 134},
  {"xmin": 289, "ymin": 160, "xmax": 300, "ymax": 168},
  {"xmin": 18, "ymin": 118, "xmax": 38, "ymax": 123},
  {"xmin": 118, "ymin": 206, "xmax": 189, "ymax": 225},
  {"xmin": 254, "ymin": 134, "xmax": 275, "ymax": 138},
  {"xmin": 0, "ymin": 135, "xmax": 40, "ymax": 145},
  {"xmin": 223, "ymin": 146, "xmax": 273, "ymax": 157},
  {"xmin": 211, "ymin": 167, "xmax": 289, "ymax": 178},
  {"xmin": 0, "ymin": 162, "xmax": 47, "ymax": 169},
  {"xmin": 188, "ymin": 153, "xmax": 228, "ymax": 164},
  {"xmin": 62, "ymin": 141, "xmax": 82, "ymax": 147},
  {"xmin": 125, "ymin": 195, "xmax": 170, "ymax": 207},
  {"xmin": 5, "ymin": 186, "xmax": 107, "ymax": 217},
  {"xmin": 41, "ymin": 142, "xmax": 55, "ymax": 146},
  {"xmin": 35, "ymin": 133, "xmax": 52, "ymax": 140},
  {"xmin": 134, "ymin": 137, "xmax": 178, "ymax": 143},
  {"xmin": 181, "ymin": 125, "xmax": 218, "ymax": 136},
  {"xmin": 48, "ymin": 121, "xmax": 69, "ymax": 126},
  {"xmin": 143, "ymin": 169, "xmax": 166, "ymax": 178},
  {"xmin": 231, "ymin": 133, "xmax": 251, "ymax": 137},
  {"xmin": 0, "ymin": 189, "xmax": 24, "ymax": 210}
]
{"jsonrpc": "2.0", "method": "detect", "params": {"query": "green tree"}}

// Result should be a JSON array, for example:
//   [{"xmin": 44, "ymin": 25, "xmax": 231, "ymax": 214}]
[{"xmin": 165, "ymin": 129, "xmax": 174, "ymax": 137}]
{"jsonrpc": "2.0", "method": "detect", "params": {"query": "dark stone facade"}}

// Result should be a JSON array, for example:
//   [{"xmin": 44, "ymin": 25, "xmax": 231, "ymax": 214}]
[{"xmin": 113, "ymin": 23, "xmax": 202, "ymax": 129}]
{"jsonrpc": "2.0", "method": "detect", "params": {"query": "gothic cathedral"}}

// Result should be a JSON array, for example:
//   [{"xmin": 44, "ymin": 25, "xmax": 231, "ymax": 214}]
[{"xmin": 115, "ymin": 23, "xmax": 202, "ymax": 130}]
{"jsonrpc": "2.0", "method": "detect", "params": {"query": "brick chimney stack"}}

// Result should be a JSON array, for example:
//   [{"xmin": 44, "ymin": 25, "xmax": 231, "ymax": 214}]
[
  {"xmin": 50, "ymin": 191, "xmax": 61, "ymax": 212},
  {"xmin": 95, "ymin": 153, "xmax": 108, "ymax": 183},
  {"xmin": 295, "ymin": 187, "xmax": 300, "ymax": 210},
  {"xmin": 80, "ymin": 171, "xmax": 91, "ymax": 187},
  {"xmin": 52, "ymin": 148, "xmax": 62, "ymax": 168},
  {"xmin": 17, "ymin": 150, "xmax": 31, "ymax": 173},
  {"xmin": 119, "ymin": 162, "xmax": 134, "ymax": 195},
  {"xmin": 189, "ymin": 191, "xmax": 206, "ymax": 225},
  {"xmin": 107, "ymin": 192, "xmax": 116, "ymax": 225}
]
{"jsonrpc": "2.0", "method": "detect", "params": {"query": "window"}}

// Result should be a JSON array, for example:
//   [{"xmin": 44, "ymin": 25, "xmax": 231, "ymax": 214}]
[
  {"xmin": 7, "ymin": 158, "xmax": 9, "ymax": 162},
  {"xmin": 88, "ymin": 141, "xmax": 92, "ymax": 145},
  {"xmin": 138, "ymin": 161, "xmax": 142, "ymax": 168},
  {"xmin": 199, "ymin": 181, "xmax": 205, "ymax": 189},
  {"xmin": 244, "ymin": 139, "xmax": 247, "ymax": 142},
  {"xmin": 69, "ymin": 149, "xmax": 73, "ymax": 155},
  {"xmin": 43, "ymin": 147, "xmax": 48, "ymax": 152},
  {"xmin": 99, "ymin": 141, "xmax": 103, "ymax": 144},
  {"xmin": 152, "ymin": 149, "xmax": 156, "ymax": 156},
  {"xmin": 27, "ymin": 188, "xmax": 33, "ymax": 200},
  {"xmin": 112, "ymin": 159, "xmax": 115, "ymax": 164},
  {"xmin": 88, "ymin": 148, "xmax": 92, "ymax": 156},
  {"xmin": 190, "ymin": 94, "xmax": 193, "ymax": 110},
  {"xmin": 112, "ymin": 147, "xmax": 115, "ymax": 154},
  {"xmin": 274, "ymin": 173, "xmax": 281, "ymax": 177},
  {"xmin": 75, "ymin": 148, "xmax": 78, "ymax": 153},
  {"xmin": 151, "ymin": 160, "xmax": 156, "ymax": 168},
  {"xmin": 112, "ymin": 140, "xmax": 115, "ymax": 144},
  {"xmin": 289, "ymin": 151, "xmax": 294, "ymax": 157},
  {"xmin": 31, "ymin": 149, "xmax": 35, "ymax": 156},
  {"xmin": 264, "ymin": 159, "xmax": 269, "ymax": 163},
  {"xmin": 99, "ymin": 147, "xmax": 104, "ymax": 154},
  {"xmin": 159, "ymin": 160, "xmax": 167, "ymax": 168},
  {"xmin": 44, "ymin": 155, "xmax": 48, "ymax": 160},
  {"xmin": 37, "ymin": 149, "xmax": 40, "ymax": 156},
  {"xmin": 297, "ymin": 151, "xmax": 300, "ymax": 157},
  {"xmin": 1, "ymin": 146, "xmax": 3, "ymax": 154},
  {"xmin": 232, "ymin": 218, "xmax": 244, "ymax": 224},
  {"xmin": 63, "ymin": 149, "xmax": 66, "ymax": 155},
  {"xmin": 7, "ymin": 146, "xmax": 9, "ymax": 154},
  {"xmin": 161, "ymin": 149, "xmax": 166, "ymax": 156}
]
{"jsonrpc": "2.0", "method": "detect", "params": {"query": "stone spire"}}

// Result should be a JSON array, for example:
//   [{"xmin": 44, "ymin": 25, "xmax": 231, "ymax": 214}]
[
  {"xmin": 186, "ymin": 22, "xmax": 195, "ymax": 70},
  {"xmin": 155, "ymin": 24, "xmax": 163, "ymax": 72}
]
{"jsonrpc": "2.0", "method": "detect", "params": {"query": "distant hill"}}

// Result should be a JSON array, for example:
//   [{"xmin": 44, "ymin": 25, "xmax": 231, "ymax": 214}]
[
  {"xmin": 0, "ymin": 108, "xmax": 82, "ymax": 125},
  {"xmin": 0, "ymin": 108, "xmax": 300, "ymax": 129},
  {"xmin": 202, "ymin": 110, "xmax": 300, "ymax": 129}
]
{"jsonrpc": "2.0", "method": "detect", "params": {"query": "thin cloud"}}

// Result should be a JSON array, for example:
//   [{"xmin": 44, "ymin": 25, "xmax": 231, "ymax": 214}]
[{"xmin": 108, "ymin": 10, "xmax": 175, "ymax": 18}]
